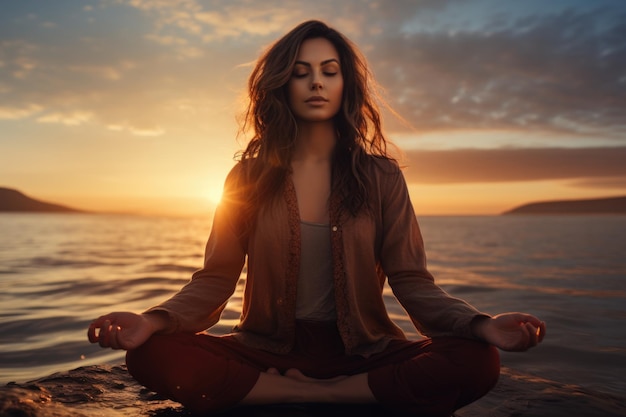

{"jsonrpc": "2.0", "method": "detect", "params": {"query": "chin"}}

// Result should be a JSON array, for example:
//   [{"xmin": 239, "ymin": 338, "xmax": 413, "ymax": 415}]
[{"xmin": 295, "ymin": 112, "xmax": 340, "ymax": 123}]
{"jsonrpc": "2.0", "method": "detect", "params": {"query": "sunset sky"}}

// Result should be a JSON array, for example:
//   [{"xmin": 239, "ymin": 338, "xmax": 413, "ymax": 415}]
[{"xmin": 1, "ymin": 0, "xmax": 625, "ymax": 216}]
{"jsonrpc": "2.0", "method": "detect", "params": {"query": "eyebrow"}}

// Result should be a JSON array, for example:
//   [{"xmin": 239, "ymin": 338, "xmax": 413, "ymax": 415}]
[{"xmin": 294, "ymin": 58, "xmax": 340, "ymax": 67}]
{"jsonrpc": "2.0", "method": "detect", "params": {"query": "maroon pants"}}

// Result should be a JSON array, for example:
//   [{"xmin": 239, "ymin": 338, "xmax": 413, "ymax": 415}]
[{"xmin": 126, "ymin": 321, "xmax": 499, "ymax": 416}]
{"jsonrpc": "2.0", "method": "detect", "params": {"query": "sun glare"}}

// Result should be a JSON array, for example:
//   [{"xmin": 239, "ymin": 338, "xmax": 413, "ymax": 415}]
[{"xmin": 204, "ymin": 186, "xmax": 224, "ymax": 205}]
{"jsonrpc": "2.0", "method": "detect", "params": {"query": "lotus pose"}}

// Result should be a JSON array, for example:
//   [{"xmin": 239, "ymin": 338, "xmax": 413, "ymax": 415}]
[{"xmin": 89, "ymin": 20, "xmax": 545, "ymax": 417}]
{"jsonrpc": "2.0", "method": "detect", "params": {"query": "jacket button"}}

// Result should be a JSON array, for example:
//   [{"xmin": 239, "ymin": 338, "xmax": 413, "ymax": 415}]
[{"xmin": 332, "ymin": 226, "xmax": 338, "ymax": 232}]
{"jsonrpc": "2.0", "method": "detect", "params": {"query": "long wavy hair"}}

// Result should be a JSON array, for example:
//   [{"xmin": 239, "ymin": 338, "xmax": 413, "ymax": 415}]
[{"xmin": 238, "ymin": 20, "xmax": 397, "ymax": 221}]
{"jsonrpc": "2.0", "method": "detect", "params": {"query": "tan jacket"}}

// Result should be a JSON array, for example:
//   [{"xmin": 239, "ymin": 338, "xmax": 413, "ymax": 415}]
[{"xmin": 148, "ymin": 157, "xmax": 486, "ymax": 356}]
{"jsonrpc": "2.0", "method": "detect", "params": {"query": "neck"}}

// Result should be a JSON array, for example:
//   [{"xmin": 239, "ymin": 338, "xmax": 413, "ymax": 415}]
[{"xmin": 292, "ymin": 120, "xmax": 336, "ymax": 162}]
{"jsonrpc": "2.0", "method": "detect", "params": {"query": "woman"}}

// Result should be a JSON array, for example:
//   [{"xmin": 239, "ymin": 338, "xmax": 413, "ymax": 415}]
[{"xmin": 88, "ymin": 20, "xmax": 546, "ymax": 416}]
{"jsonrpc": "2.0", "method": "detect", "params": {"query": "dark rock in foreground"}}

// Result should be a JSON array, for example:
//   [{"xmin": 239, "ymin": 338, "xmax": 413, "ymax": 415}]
[{"xmin": 1, "ymin": 364, "xmax": 625, "ymax": 417}]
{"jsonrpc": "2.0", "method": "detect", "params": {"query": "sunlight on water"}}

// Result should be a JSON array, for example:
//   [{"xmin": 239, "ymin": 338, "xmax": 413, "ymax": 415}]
[{"xmin": 1, "ymin": 213, "xmax": 625, "ymax": 396}]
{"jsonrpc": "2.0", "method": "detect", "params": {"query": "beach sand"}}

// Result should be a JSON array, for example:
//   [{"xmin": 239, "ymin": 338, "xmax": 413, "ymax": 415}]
[{"xmin": 1, "ymin": 363, "xmax": 624, "ymax": 417}]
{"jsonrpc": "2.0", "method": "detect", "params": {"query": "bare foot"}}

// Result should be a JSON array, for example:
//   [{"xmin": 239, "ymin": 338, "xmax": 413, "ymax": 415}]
[
  {"xmin": 242, "ymin": 368, "xmax": 376, "ymax": 405},
  {"xmin": 266, "ymin": 368, "xmax": 281, "ymax": 375},
  {"xmin": 283, "ymin": 369, "xmax": 349, "ymax": 383}
]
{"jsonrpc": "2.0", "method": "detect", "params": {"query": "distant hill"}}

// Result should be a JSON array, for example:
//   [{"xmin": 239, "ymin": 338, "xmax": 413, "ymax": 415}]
[
  {"xmin": 0, "ymin": 187, "xmax": 84, "ymax": 213},
  {"xmin": 503, "ymin": 196, "xmax": 626, "ymax": 215}
]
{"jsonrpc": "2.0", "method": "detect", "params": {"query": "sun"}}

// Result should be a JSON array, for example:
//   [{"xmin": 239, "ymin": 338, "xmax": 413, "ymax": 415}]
[
  {"xmin": 195, "ymin": 167, "xmax": 231, "ymax": 206},
  {"xmin": 204, "ymin": 184, "xmax": 224, "ymax": 205}
]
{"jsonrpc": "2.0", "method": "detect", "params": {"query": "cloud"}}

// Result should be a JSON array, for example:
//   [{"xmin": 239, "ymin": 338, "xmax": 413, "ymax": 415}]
[
  {"xmin": 113, "ymin": 0, "xmax": 299, "ymax": 41},
  {"xmin": 0, "ymin": 39, "xmax": 39, "ymax": 79},
  {"xmin": 367, "ymin": 8, "xmax": 626, "ymax": 141},
  {"xmin": 67, "ymin": 63, "xmax": 135, "ymax": 81},
  {"xmin": 567, "ymin": 177, "xmax": 626, "ymax": 190},
  {"xmin": 0, "ymin": 104, "xmax": 42, "ymax": 120},
  {"xmin": 401, "ymin": 146, "xmax": 626, "ymax": 184},
  {"xmin": 107, "ymin": 123, "xmax": 165, "ymax": 136},
  {"xmin": 114, "ymin": 0, "xmax": 456, "ymax": 42},
  {"xmin": 1, "ymin": 0, "xmax": 624, "ymax": 145},
  {"xmin": 37, "ymin": 111, "xmax": 93, "ymax": 126}
]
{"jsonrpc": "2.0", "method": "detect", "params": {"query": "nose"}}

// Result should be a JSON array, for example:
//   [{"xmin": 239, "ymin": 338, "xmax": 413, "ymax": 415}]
[{"xmin": 311, "ymin": 73, "xmax": 323, "ymax": 90}]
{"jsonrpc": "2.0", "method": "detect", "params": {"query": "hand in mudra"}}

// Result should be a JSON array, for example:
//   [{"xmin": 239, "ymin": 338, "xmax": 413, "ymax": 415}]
[
  {"xmin": 88, "ymin": 312, "xmax": 162, "ymax": 350},
  {"xmin": 473, "ymin": 312, "xmax": 546, "ymax": 352}
]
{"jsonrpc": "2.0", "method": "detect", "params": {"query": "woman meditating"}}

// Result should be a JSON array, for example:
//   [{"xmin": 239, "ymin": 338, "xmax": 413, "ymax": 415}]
[{"xmin": 88, "ymin": 20, "xmax": 545, "ymax": 417}]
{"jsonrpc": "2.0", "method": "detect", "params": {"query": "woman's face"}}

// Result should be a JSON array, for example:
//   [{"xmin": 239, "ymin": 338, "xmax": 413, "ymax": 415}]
[{"xmin": 288, "ymin": 37, "xmax": 343, "ymax": 123}]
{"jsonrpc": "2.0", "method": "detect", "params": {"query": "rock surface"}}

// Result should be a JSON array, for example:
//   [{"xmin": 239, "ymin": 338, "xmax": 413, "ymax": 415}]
[{"xmin": 1, "ymin": 364, "xmax": 625, "ymax": 417}]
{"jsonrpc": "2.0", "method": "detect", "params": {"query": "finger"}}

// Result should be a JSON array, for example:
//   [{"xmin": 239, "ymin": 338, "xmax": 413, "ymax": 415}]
[
  {"xmin": 517, "ymin": 322, "xmax": 531, "ymax": 351},
  {"xmin": 88, "ymin": 314, "xmax": 113, "ymax": 342},
  {"xmin": 525, "ymin": 322, "xmax": 538, "ymax": 347},
  {"xmin": 90, "ymin": 315, "xmax": 111, "ymax": 328},
  {"xmin": 98, "ymin": 320, "xmax": 112, "ymax": 348},
  {"xmin": 87, "ymin": 322, "xmax": 99, "ymax": 343},
  {"xmin": 521, "ymin": 314, "xmax": 543, "ymax": 328},
  {"xmin": 536, "ymin": 321, "xmax": 546, "ymax": 342},
  {"xmin": 108, "ymin": 324, "xmax": 119, "ymax": 349}
]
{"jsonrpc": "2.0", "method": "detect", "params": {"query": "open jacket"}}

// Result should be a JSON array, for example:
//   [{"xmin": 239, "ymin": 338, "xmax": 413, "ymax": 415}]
[{"xmin": 147, "ymin": 156, "xmax": 487, "ymax": 356}]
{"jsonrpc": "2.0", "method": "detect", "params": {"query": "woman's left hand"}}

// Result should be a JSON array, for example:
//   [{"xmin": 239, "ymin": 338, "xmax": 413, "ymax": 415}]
[{"xmin": 472, "ymin": 312, "xmax": 546, "ymax": 352}]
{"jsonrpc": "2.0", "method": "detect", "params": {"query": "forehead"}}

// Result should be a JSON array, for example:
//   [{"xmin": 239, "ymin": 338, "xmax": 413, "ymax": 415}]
[{"xmin": 296, "ymin": 37, "xmax": 340, "ymax": 63}]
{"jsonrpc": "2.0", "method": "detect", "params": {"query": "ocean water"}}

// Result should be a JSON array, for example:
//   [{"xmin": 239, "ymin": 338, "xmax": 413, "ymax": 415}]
[{"xmin": 1, "ymin": 213, "xmax": 625, "ymax": 399}]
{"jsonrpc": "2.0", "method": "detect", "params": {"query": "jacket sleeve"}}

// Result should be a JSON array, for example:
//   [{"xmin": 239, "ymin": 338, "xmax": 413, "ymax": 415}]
[
  {"xmin": 144, "ymin": 163, "xmax": 247, "ymax": 333},
  {"xmin": 379, "ymin": 164, "xmax": 489, "ymax": 339}
]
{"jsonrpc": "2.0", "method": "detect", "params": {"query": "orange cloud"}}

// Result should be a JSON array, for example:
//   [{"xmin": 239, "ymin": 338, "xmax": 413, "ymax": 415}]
[{"xmin": 402, "ymin": 147, "xmax": 626, "ymax": 184}]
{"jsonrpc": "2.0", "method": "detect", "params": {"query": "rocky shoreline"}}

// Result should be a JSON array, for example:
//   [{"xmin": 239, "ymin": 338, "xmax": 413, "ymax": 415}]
[{"xmin": 1, "ymin": 364, "xmax": 625, "ymax": 417}]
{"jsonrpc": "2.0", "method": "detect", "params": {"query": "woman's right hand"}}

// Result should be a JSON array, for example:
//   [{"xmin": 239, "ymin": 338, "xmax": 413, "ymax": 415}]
[{"xmin": 87, "ymin": 312, "xmax": 167, "ymax": 350}]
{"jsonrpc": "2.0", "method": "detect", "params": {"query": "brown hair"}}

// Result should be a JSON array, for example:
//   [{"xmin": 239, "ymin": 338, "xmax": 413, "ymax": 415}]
[{"xmin": 238, "ymin": 20, "xmax": 396, "ymax": 220}]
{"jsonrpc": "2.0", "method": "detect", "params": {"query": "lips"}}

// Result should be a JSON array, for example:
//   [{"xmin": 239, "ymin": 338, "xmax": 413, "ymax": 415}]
[{"xmin": 305, "ymin": 96, "xmax": 328, "ymax": 103}]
